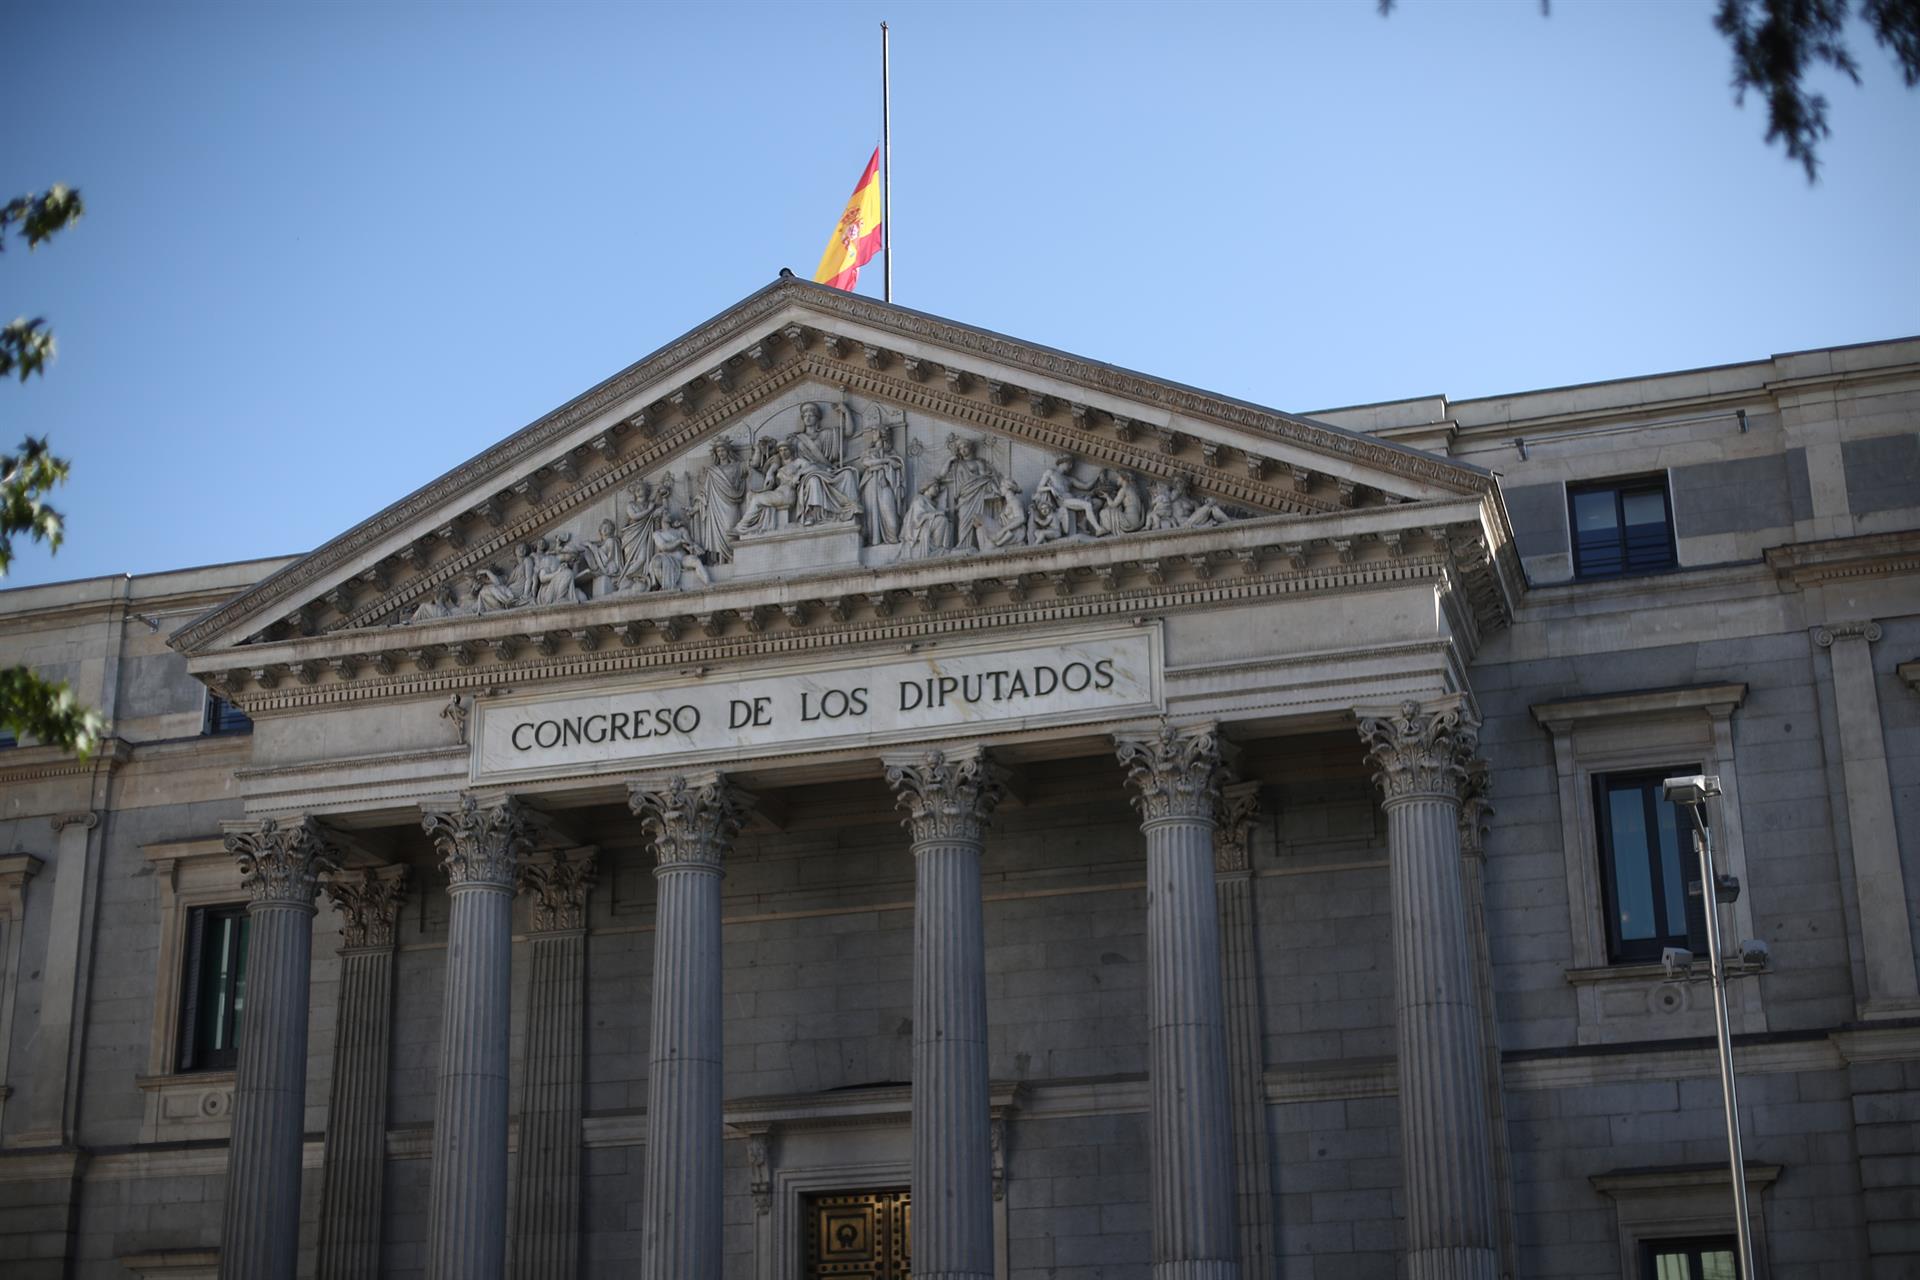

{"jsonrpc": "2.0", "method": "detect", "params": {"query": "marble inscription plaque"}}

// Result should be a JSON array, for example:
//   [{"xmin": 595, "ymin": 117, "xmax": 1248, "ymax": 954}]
[{"xmin": 470, "ymin": 625, "xmax": 1162, "ymax": 782}]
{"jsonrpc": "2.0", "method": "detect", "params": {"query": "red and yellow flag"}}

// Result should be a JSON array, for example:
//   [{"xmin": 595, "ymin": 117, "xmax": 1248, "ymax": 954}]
[{"xmin": 814, "ymin": 148, "xmax": 884, "ymax": 292}]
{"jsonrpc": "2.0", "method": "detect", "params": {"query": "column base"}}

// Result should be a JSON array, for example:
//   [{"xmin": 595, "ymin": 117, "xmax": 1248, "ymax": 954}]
[
  {"xmin": 1152, "ymin": 1263, "xmax": 1240, "ymax": 1280},
  {"xmin": 1405, "ymin": 1246, "xmax": 1499, "ymax": 1280}
]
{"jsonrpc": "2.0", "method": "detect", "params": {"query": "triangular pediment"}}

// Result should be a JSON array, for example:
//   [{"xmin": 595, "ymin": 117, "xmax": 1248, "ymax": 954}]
[{"xmin": 173, "ymin": 277, "xmax": 1504, "ymax": 689}]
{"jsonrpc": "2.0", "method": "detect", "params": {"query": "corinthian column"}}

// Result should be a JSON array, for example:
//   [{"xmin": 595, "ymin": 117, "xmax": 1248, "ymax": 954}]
[
  {"xmin": 1356, "ymin": 697, "xmax": 1498, "ymax": 1280},
  {"xmin": 1114, "ymin": 723, "xmax": 1241, "ymax": 1280},
  {"xmin": 316, "ymin": 864, "xmax": 408, "ymax": 1280},
  {"xmin": 420, "ymin": 795, "xmax": 530, "ymax": 1280},
  {"xmin": 884, "ymin": 748, "xmax": 1005, "ymax": 1280},
  {"xmin": 1214, "ymin": 782, "xmax": 1276, "ymax": 1280},
  {"xmin": 219, "ymin": 817, "xmax": 338, "ymax": 1280},
  {"xmin": 510, "ymin": 848, "xmax": 596, "ymax": 1280},
  {"xmin": 629, "ymin": 773, "xmax": 749, "ymax": 1280}
]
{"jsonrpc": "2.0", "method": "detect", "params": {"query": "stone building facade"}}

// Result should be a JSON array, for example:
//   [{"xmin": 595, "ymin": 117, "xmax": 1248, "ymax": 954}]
[{"xmin": 0, "ymin": 277, "xmax": 1915, "ymax": 1280}]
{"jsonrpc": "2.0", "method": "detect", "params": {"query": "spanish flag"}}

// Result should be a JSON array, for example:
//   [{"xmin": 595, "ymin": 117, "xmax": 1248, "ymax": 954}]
[{"xmin": 814, "ymin": 148, "xmax": 884, "ymax": 292}]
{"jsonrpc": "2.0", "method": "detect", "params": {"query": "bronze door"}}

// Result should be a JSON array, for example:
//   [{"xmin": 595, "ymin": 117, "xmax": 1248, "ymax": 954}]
[{"xmin": 804, "ymin": 1189, "xmax": 911, "ymax": 1279}]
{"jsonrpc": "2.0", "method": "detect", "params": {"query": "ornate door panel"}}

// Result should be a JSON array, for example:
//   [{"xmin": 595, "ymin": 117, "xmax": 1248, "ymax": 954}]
[{"xmin": 804, "ymin": 1189, "xmax": 911, "ymax": 1279}]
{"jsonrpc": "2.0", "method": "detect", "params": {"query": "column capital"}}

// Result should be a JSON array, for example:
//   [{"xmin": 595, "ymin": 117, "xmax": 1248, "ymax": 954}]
[
  {"xmin": 421, "ymin": 794, "xmax": 529, "ymax": 889},
  {"xmin": 1814, "ymin": 619, "xmax": 1882, "ymax": 647},
  {"xmin": 226, "ymin": 816, "xmax": 339, "ymax": 907},
  {"xmin": 883, "ymin": 746, "xmax": 1006, "ymax": 845},
  {"xmin": 1215, "ymin": 780, "xmax": 1263, "ymax": 873},
  {"xmin": 628, "ymin": 771, "xmax": 749, "ymax": 871},
  {"xmin": 1458, "ymin": 757, "xmax": 1494, "ymax": 858},
  {"xmin": 322, "ymin": 864, "xmax": 409, "ymax": 949},
  {"xmin": 1114, "ymin": 721, "xmax": 1235, "ymax": 823},
  {"xmin": 1356, "ymin": 696, "xmax": 1480, "ymax": 806},
  {"xmin": 517, "ymin": 847, "xmax": 596, "ymax": 931}
]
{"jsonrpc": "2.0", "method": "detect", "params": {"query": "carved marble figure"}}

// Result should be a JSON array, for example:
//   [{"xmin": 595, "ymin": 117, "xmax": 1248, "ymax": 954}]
[
  {"xmin": 1169, "ymin": 474, "xmax": 1233, "ymax": 528},
  {"xmin": 940, "ymin": 434, "xmax": 1002, "ymax": 554},
  {"xmin": 902, "ymin": 479, "xmax": 953, "ymax": 558},
  {"xmin": 618, "ymin": 480, "xmax": 669, "ymax": 585},
  {"xmin": 1094, "ymin": 468, "xmax": 1146, "ymax": 535},
  {"xmin": 1029, "ymin": 488, "xmax": 1071, "ymax": 544},
  {"xmin": 646, "ymin": 514, "xmax": 714, "ymax": 591},
  {"xmin": 690, "ymin": 438, "xmax": 746, "ymax": 562},
  {"xmin": 409, "ymin": 584, "xmax": 460, "ymax": 624},
  {"xmin": 991, "ymin": 475, "xmax": 1029, "ymax": 548},
  {"xmin": 735, "ymin": 440, "xmax": 804, "ymax": 538},
  {"xmin": 854, "ymin": 422, "xmax": 906, "ymax": 544},
  {"xmin": 581, "ymin": 519, "xmax": 626, "ymax": 598},
  {"xmin": 1036, "ymin": 454, "xmax": 1102, "ymax": 537}
]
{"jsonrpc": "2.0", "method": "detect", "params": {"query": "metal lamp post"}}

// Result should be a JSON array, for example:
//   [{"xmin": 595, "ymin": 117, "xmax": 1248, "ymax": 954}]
[{"xmin": 1662, "ymin": 773, "xmax": 1760, "ymax": 1279}]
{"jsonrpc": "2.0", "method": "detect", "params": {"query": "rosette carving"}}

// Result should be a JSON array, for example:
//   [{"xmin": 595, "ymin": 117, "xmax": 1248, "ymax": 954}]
[
  {"xmin": 322, "ymin": 864, "xmax": 409, "ymax": 948},
  {"xmin": 884, "ymin": 747, "xmax": 1006, "ymax": 845},
  {"xmin": 517, "ymin": 848, "xmax": 596, "ymax": 931},
  {"xmin": 226, "ymin": 817, "xmax": 338, "ymax": 906},
  {"xmin": 421, "ymin": 794, "xmax": 530, "ymax": 888},
  {"xmin": 1114, "ymin": 721, "xmax": 1232, "ymax": 822},
  {"xmin": 1356, "ymin": 697, "xmax": 1480, "ymax": 805},
  {"xmin": 628, "ymin": 772, "xmax": 748, "ymax": 871}
]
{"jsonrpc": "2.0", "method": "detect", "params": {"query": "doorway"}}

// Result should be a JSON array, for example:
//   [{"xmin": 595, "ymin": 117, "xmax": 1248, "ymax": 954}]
[{"xmin": 802, "ymin": 1188, "xmax": 911, "ymax": 1279}]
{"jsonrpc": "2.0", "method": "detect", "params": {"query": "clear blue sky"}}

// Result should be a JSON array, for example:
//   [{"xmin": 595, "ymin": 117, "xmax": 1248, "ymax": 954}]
[{"xmin": 5, "ymin": 0, "xmax": 1916, "ymax": 588}]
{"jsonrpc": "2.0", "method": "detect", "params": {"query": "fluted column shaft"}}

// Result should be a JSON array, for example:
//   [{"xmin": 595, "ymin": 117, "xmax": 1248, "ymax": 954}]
[
  {"xmin": 511, "ymin": 849, "xmax": 595, "ymax": 1280},
  {"xmin": 885, "ymin": 749, "xmax": 1004, "ymax": 1280},
  {"xmin": 1359, "ymin": 699, "xmax": 1498, "ymax": 1280},
  {"xmin": 219, "ymin": 818, "xmax": 338, "ymax": 1280},
  {"xmin": 1117, "ymin": 724, "xmax": 1241, "ymax": 1280},
  {"xmin": 317, "ymin": 866, "xmax": 407, "ymax": 1280},
  {"xmin": 422, "ymin": 795, "xmax": 531, "ymax": 1280},
  {"xmin": 630, "ymin": 773, "xmax": 748, "ymax": 1280}
]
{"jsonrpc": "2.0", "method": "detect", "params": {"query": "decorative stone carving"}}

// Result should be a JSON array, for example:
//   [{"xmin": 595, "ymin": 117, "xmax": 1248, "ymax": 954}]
[
  {"xmin": 393, "ymin": 393, "xmax": 1252, "ymax": 625},
  {"xmin": 1114, "ymin": 722, "xmax": 1234, "ymax": 823},
  {"xmin": 1813, "ymin": 619, "xmax": 1883, "ymax": 646},
  {"xmin": 1357, "ymin": 697, "xmax": 1480, "ymax": 804},
  {"xmin": 745, "ymin": 1129, "xmax": 773, "ymax": 1214},
  {"xmin": 441, "ymin": 693, "xmax": 470, "ymax": 744},
  {"xmin": 1458, "ymin": 757, "xmax": 1494, "ymax": 858},
  {"xmin": 628, "ymin": 773, "xmax": 749, "ymax": 870},
  {"xmin": 226, "ymin": 817, "xmax": 339, "ymax": 906},
  {"xmin": 1215, "ymin": 780, "xmax": 1262, "ymax": 873},
  {"xmin": 322, "ymin": 865, "xmax": 408, "ymax": 949},
  {"xmin": 420, "ymin": 794, "xmax": 530, "ymax": 888},
  {"xmin": 516, "ymin": 848, "xmax": 595, "ymax": 932},
  {"xmin": 884, "ymin": 747, "xmax": 1006, "ymax": 845}
]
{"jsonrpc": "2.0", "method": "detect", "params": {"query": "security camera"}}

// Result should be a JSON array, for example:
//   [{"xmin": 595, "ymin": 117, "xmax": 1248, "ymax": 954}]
[
  {"xmin": 1663, "ymin": 775, "xmax": 1723, "ymax": 807},
  {"xmin": 1662, "ymin": 946, "xmax": 1695, "ymax": 979},
  {"xmin": 1738, "ymin": 938, "xmax": 1771, "ymax": 970}
]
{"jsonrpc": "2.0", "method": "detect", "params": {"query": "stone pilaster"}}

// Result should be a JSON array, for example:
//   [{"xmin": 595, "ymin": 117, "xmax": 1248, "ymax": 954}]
[
  {"xmin": 1357, "ymin": 697, "xmax": 1498, "ymax": 1280},
  {"xmin": 219, "ymin": 817, "xmax": 338, "ymax": 1280},
  {"xmin": 1214, "ymin": 781, "xmax": 1276, "ymax": 1280},
  {"xmin": 1114, "ymin": 722, "xmax": 1241, "ymax": 1280},
  {"xmin": 420, "ymin": 795, "xmax": 530, "ymax": 1280},
  {"xmin": 629, "ymin": 773, "xmax": 748, "ymax": 1280},
  {"xmin": 510, "ymin": 847, "xmax": 596, "ymax": 1280},
  {"xmin": 1813, "ymin": 621, "xmax": 1920, "ymax": 1015},
  {"xmin": 884, "ymin": 748, "xmax": 1005, "ymax": 1280},
  {"xmin": 1457, "ymin": 765, "xmax": 1516, "ymax": 1279},
  {"xmin": 316, "ymin": 864, "xmax": 407, "ymax": 1280}
]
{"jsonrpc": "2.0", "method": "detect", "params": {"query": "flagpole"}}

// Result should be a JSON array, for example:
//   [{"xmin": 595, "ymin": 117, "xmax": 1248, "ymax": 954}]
[{"xmin": 881, "ymin": 20, "xmax": 892, "ymax": 304}]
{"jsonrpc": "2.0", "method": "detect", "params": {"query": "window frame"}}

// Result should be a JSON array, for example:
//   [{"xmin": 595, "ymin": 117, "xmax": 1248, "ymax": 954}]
[
  {"xmin": 1568, "ymin": 474, "xmax": 1678, "ymax": 580},
  {"xmin": 1593, "ymin": 766, "xmax": 1702, "ymax": 965},
  {"xmin": 1639, "ymin": 1234, "xmax": 1741, "ymax": 1280},
  {"xmin": 139, "ymin": 836, "xmax": 248, "ymax": 1142}
]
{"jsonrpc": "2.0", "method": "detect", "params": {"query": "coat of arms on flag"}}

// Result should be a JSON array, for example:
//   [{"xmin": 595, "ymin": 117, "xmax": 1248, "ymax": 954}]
[{"xmin": 815, "ymin": 149, "xmax": 884, "ymax": 293}]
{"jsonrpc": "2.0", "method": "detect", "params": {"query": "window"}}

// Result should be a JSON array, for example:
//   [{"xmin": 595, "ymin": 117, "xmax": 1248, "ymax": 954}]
[
  {"xmin": 1595, "ymin": 768, "xmax": 1702, "ymax": 964},
  {"xmin": 203, "ymin": 693, "xmax": 252, "ymax": 736},
  {"xmin": 1569, "ymin": 477, "xmax": 1676, "ymax": 579},
  {"xmin": 175, "ymin": 904, "xmax": 249, "ymax": 1072},
  {"xmin": 0, "ymin": 727, "xmax": 14, "ymax": 749},
  {"xmin": 1641, "ymin": 1236, "xmax": 1740, "ymax": 1279}
]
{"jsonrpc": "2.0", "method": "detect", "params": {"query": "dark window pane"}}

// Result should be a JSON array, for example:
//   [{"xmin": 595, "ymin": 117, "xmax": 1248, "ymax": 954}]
[
  {"xmin": 1699, "ymin": 1251, "xmax": 1738, "ymax": 1280},
  {"xmin": 1655, "ymin": 794, "xmax": 1689, "ymax": 938},
  {"xmin": 1573, "ymin": 489, "xmax": 1620, "ymax": 533},
  {"xmin": 1609, "ymin": 788, "xmax": 1656, "ymax": 941},
  {"xmin": 205, "ymin": 695, "xmax": 253, "ymax": 736},
  {"xmin": 184, "ymin": 906, "xmax": 249, "ymax": 1071}
]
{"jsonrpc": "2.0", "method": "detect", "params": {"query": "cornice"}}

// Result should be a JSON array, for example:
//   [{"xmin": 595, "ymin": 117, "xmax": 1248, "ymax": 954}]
[
  {"xmin": 1764, "ymin": 528, "xmax": 1920, "ymax": 587},
  {"xmin": 171, "ymin": 277, "xmax": 1495, "ymax": 656},
  {"xmin": 0, "ymin": 737, "xmax": 131, "ymax": 787},
  {"xmin": 1530, "ymin": 681, "xmax": 1749, "ymax": 733}
]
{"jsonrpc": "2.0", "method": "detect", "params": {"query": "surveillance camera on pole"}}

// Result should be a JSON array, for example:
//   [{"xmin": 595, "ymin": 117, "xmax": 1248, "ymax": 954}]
[{"xmin": 1662, "ymin": 772, "xmax": 1759, "ymax": 1280}]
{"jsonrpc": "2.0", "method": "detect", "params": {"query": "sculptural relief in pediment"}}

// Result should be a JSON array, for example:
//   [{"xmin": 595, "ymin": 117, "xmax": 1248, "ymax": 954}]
[{"xmin": 398, "ymin": 388, "xmax": 1248, "ymax": 628}]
